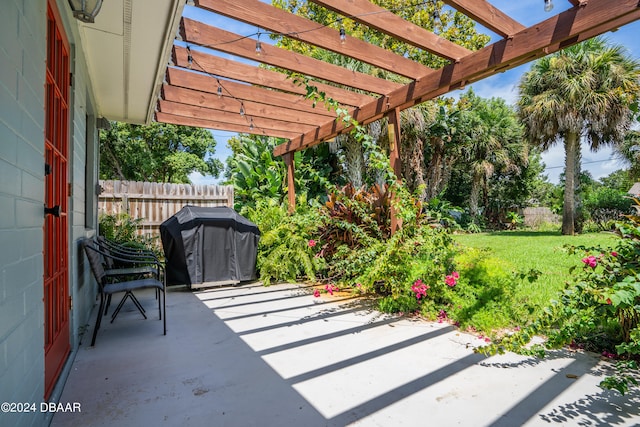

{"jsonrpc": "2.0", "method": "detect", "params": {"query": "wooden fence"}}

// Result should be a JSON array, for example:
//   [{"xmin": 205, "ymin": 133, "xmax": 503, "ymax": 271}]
[
  {"xmin": 521, "ymin": 206, "xmax": 560, "ymax": 227},
  {"xmin": 98, "ymin": 180, "xmax": 234, "ymax": 237}
]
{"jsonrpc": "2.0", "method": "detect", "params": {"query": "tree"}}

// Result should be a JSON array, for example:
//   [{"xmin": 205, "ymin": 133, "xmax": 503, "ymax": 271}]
[
  {"xmin": 272, "ymin": 0, "xmax": 489, "ymax": 70},
  {"xmin": 487, "ymin": 148, "xmax": 554, "ymax": 213},
  {"xmin": 456, "ymin": 90, "xmax": 527, "ymax": 217},
  {"xmin": 599, "ymin": 169, "xmax": 635, "ymax": 193},
  {"xmin": 271, "ymin": 0, "xmax": 490, "ymax": 194},
  {"xmin": 224, "ymin": 134, "xmax": 334, "ymax": 213},
  {"xmin": 517, "ymin": 37, "xmax": 640, "ymax": 234},
  {"xmin": 614, "ymin": 130, "xmax": 640, "ymax": 181},
  {"xmin": 100, "ymin": 122, "xmax": 223, "ymax": 183}
]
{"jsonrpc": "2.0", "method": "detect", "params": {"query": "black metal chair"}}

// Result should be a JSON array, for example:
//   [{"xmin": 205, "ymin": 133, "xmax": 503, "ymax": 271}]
[
  {"xmin": 82, "ymin": 238, "xmax": 166, "ymax": 346},
  {"xmin": 96, "ymin": 236, "xmax": 161, "ymax": 318}
]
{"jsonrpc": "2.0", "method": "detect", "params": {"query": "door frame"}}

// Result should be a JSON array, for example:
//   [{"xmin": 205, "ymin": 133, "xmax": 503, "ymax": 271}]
[{"xmin": 43, "ymin": 0, "xmax": 71, "ymax": 400}]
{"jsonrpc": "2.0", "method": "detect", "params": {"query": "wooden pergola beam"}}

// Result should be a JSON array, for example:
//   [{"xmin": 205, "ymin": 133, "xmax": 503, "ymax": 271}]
[
  {"xmin": 172, "ymin": 46, "xmax": 374, "ymax": 108},
  {"xmin": 158, "ymin": 100, "xmax": 321, "ymax": 135},
  {"xmin": 194, "ymin": 0, "xmax": 433, "ymax": 80},
  {"xmin": 181, "ymin": 18, "xmax": 403, "ymax": 95},
  {"xmin": 155, "ymin": 112, "xmax": 302, "ymax": 139},
  {"xmin": 274, "ymin": 0, "xmax": 640, "ymax": 156},
  {"xmin": 443, "ymin": 0, "xmax": 525, "ymax": 37},
  {"xmin": 166, "ymin": 67, "xmax": 338, "ymax": 118},
  {"xmin": 162, "ymin": 85, "xmax": 335, "ymax": 127},
  {"xmin": 309, "ymin": 0, "xmax": 471, "ymax": 61}
]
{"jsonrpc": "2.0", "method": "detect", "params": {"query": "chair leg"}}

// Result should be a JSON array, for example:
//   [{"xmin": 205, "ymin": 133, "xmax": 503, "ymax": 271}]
[
  {"xmin": 91, "ymin": 293, "xmax": 105, "ymax": 346},
  {"xmin": 162, "ymin": 289, "xmax": 166, "ymax": 335},
  {"xmin": 104, "ymin": 294, "xmax": 112, "ymax": 316},
  {"xmin": 130, "ymin": 293, "xmax": 146, "ymax": 314},
  {"xmin": 111, "ymin": 292, "xmax": 148, "ymax": 323},
  {"xmin": 129, "ymin": 292, "xmax": 147, "ymax": 317}
]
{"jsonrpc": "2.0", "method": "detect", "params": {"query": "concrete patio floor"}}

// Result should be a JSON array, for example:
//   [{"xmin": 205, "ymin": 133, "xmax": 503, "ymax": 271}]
[{"xmin": 51, "ymin": 282, "xmax": 640, "ymax": 426}]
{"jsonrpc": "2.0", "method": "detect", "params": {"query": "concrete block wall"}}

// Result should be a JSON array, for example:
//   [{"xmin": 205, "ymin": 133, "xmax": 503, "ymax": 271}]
[
  {"xmin": 0, "ymin": 1, "xmax": 99, "ymax": 426},
  {"xmin": 68, "ymin": 54, "xmax": 98, "ymax": 350},
  {"xmin": 0, "ymin": 0, "xmax": 48, "ymax": 426}
]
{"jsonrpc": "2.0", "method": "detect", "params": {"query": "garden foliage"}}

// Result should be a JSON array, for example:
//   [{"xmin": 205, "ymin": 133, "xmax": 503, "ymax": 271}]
[
  {"xmin": 98, "ymin": 212, "xmax": 160, "ymax": 255},
  {"xmin": 479, "ymin": 201, "xmax": 640, "ymax": 394}
]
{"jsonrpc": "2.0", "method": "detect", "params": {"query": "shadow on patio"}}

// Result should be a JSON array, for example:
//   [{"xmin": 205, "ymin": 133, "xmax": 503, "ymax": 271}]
[{"xmin": 51, "ymin": 283, "xmax": 640, "ymax": 426}]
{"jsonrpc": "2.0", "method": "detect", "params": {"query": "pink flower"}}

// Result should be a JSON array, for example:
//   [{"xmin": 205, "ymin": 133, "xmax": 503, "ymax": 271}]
[
  {"xmin": 611, "ymin": 251, "xmax": 618, "ymax": 257},
  {"xmin": 411, "ymin": 279, "xmax": 429, "ymax": 299},
  {"xmin": 581, "ymin": 255, "xmax": 597, "ymax": 268},
  {"xmin": 356, "ymin": 283, "xmax": 362, "ymax": 288},
  {"xmin": 445, "ymin": 271, "xmax": 459, "ymax": 287},
  {"xmin": 324, "ymin": 284, "xmax": 336, "ymax": 295},
  {"xmin": 313, "ymin": 289, "xmax": 320, "ymax": 298},
  {"xmin": 437, "ymin": 309, "xmax": 447, "ymax": 323},
  {"xmin": 308, "ymin": 239, "xmax": 317, "ymax": 247}
]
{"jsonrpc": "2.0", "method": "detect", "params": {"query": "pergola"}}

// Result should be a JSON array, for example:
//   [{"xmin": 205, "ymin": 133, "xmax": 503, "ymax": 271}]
[{"xmin": 155, "ymin": 0, "xmax": 640, "ymax": 212}]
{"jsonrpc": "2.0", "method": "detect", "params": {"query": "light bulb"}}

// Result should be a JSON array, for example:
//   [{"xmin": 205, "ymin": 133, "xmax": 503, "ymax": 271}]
[
  {"xmin": 544, "ymin": 0, "xmax": 554, "ymax": 12},
  {"xmin": 186, "ymin": 47, "xmax": 193, "ymax": 68}
]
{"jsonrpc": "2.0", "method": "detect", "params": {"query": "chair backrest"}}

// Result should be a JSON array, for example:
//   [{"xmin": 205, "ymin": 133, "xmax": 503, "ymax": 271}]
[
  {"xmin": 96, "ymin": 236, "xmax": 116, "ymax": 269},
  {"xmin": 82, "ymin": 239, "xmax": 107, "ymax": 289}
]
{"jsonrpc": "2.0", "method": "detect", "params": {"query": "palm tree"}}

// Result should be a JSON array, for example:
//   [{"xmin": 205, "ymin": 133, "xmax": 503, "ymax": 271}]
[
  {"xmin": 613, "ymin": 130, "xmax": 640, "ymax": 181},
  {"xmin": 457, "ymin": 90, "xmax": 527, "ymax": 218},
  {"xmin": 517, "ymin": 37, "xmax": 640, "ymax": 235}
]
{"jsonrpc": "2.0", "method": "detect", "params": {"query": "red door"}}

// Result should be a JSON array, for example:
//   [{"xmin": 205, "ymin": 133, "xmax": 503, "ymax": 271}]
[{"xmin": 43, "ymin": 0, "xmax": 70, "ymax": 400}]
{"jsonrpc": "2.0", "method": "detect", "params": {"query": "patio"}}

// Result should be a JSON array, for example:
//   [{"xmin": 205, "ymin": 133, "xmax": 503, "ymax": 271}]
[{"xmin": 50, "ymin": 283, "xmax": 640, "ymax": 426}]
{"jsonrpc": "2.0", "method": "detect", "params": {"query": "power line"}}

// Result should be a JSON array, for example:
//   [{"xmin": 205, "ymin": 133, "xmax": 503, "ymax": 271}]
[{"xmin": 545, "ymin": 157, "xmax": 618, "ymax": 170}]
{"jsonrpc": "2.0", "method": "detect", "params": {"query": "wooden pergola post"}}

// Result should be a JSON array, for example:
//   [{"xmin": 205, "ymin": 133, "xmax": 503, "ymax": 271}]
[
  {"xmin": 284, "ymin": 152, "xmax": 296, "ymax": 213},
  {"xmin": 386, "ymin": 107, "xmax": 402, "ymax": 234}
]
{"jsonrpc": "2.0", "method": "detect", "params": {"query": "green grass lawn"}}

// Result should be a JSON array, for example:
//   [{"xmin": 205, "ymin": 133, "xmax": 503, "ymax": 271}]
[{"xmin": 451, "ymin": 230, "xmax": 617, "ymax": 331}]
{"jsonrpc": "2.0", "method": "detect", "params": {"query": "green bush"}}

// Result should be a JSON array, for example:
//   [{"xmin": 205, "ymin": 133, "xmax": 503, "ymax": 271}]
[
  {"xmin": 583, "ymin": 187, "xmax": 633, "ymax": 231},
  {"xmin": 246, "ymin": 198, "xmax": 326, "ymax": 286},
  {"xmin": 98, "ymin": 212, "xmax": 158, "ymax": 253}
]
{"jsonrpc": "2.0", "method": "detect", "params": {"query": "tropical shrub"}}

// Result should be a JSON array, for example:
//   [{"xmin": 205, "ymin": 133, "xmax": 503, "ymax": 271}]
[
  {"xmin": 245, "ymin": 198, "xmax": 326, "ymax": 286},
  {"xmin": 98, "ymin": 212, "xmax": 158, "ymax": 249}
]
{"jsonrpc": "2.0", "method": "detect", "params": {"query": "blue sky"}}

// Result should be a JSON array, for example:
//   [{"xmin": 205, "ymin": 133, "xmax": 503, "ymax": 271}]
[{"xmin": 188, "ymin": 1, "xmax": 640, "ymax": 185}]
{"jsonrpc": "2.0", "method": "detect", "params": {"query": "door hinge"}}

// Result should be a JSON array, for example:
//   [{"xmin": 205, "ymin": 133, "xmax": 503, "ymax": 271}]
[
  {"xmin": 69, "ymin": 72, "xmax": 73, "ymax": 87},
  {"xmin": 69, "ymin": 295, "xmax": 73, "ymax": 310},
  {"xmin": 68, "ymin": 183, "xmax": 73, "ymax": 197}
]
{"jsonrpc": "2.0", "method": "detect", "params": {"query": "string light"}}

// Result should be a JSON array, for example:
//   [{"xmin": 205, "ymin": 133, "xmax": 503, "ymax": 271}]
[
  {"xmin": 186, "ymin": 46, "xmax": 193, "ymax": 68},
  {"xmin": 178, "ymin": 0, "xmax": 467, "ymax": 137},
  {"xmin": 189, "ymin": 0, "xmax": 443, "ymax": 51},
  {"xmin": 544, "ymin": 0, "xmax": 554, "ymax": 12},
  {"xmin": 178, "ymin": 53, "xmax": 268, "ymax": 136},
  {"xmin": 255, "ymin": 31, "xmax": 262, "ymax": 56}
]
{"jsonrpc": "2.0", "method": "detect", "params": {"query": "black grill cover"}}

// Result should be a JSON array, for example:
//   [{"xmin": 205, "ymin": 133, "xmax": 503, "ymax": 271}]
[{"xmin": 160, "ymin": 206, "xmax": 260, "ymax": 286}]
